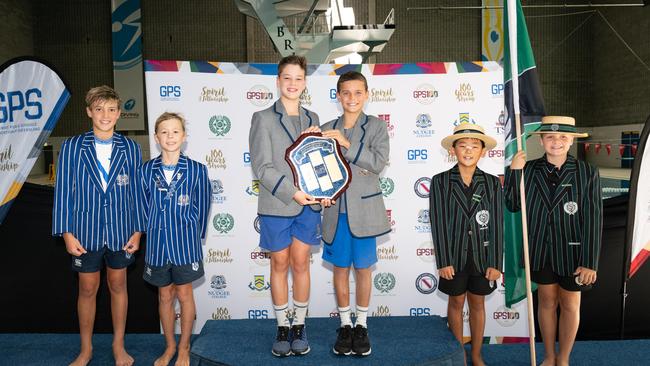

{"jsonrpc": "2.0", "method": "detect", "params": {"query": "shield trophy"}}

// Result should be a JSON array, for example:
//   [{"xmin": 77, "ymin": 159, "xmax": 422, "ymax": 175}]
[{"xmin": 285, "ymin": 132, "xmax": 352, "ymax": 201}]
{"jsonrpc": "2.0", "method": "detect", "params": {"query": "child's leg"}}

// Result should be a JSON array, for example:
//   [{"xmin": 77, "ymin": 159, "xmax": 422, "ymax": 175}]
[
  {"xmin": 557, "ymin": 288, "xmax": 581, "ymax": 366},
  {"xmin": 154, "ymin": 284, "xmax": 177, "ymax": 366},
  {"xmin": 354, "ymin": 267, "xmax": 372, "ymax": 326},
  {"xmin": 537, "ymin": 284, "xmax": 560, "ymax": 366},
  {"xmin": 467, "ymin": 293, "xmax": 486, "ymax": 366},
  {"xmin": 106, "ymin": 267, "xmax": 134, "ymax": 366},
  {"xmin": 175, "ymin": 283, "xmax": 195, "ymax": 366},
  {"xmin": 72, "ymin": 272, "xmax": 100, "ymax": 366},
  {"xmin": 447, "ymin": 293, "xmax": 466, "ymax": 343},
  {"xmin": 289, "ymin": 238, "xmax": 312, "ymax": 324},
  {"xmin": 333, "ymin": 266, "xmax": 352, "ymax": 325},
  {"xmin": 270, "ymin": 247, "xmax": 291, "ymax": 327}
]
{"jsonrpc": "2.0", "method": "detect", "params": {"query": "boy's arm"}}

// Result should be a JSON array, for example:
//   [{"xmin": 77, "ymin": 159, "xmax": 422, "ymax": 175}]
[
  {"xmin": 249, "ymin": 112, "xmax": 298, "ymax": 205},
  {"xmin": 197, "ymin": 164, "xmax": 212, "ymax": 240},
  {"xmin": 490, "ymin": 179, "xmax": 504, "ymax": 271},
  {"xmin": 429, "ymin": 175, "xmax": 452, "ymax": 269},
  {"xmin": 503, "ymin": 166, "xmax": 522, "ymax": 212},
  {"xmin": 131, "ymin": 145, "xmax": 146, "ymax": 232},
  {"xmin": 52, "ymin": 139, "xmax": 75, "ymax": 236},
  {"xmin": 579, "ymin": 166, "xmax": 603, "ymax": 271},
  {"xmin": 344, "ymin": 119, "xmax": 389, "ymax": 174}
]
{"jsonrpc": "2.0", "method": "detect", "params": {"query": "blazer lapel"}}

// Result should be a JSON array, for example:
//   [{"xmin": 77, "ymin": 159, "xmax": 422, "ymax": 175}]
[
  {"xmin": 550, "ymin": 155, "xmax": 577, "ymax": 209},
  {"xmin": 170, "ymin": 155, "xmax": 189, "ymax": 190},
  {"xmin": 467, "ymin": 170, "xmax": 487, "ymax": 217},
  {"xmin": 105, "ymin": 133, "xmax": 126, "ymax": 190},
  {"xmin": 152, "ymin": 156, "xmax": 169, "ymax": 192},
  {"xmin": 530, "ymin": 159, "xmax": 554, "ymax": 209},
  {"xmin": 80, "ymin": 132, "xmax": 104, "ymax": 192},
  {"xmin": 449, "ymin": 166, "xmax": 472, "ymax": 217},
  {"xmin": 272, "ymin": 100, "xmax": 297, "ymax": 143}
]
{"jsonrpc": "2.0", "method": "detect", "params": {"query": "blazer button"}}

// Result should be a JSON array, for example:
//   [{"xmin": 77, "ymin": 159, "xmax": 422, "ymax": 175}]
[{"xmin": 468, "ymin": 230, "xmax": 473, "ymax": 236}]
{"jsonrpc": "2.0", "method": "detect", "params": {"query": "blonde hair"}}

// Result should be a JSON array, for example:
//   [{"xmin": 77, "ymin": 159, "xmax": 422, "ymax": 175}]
[
  {"xmin": 154, "ymin": 112, "xmax": 186, "ymax": 133},
  {"xmin": 85, "ymin": 85, "xmax": 121, "ymax": 108}
]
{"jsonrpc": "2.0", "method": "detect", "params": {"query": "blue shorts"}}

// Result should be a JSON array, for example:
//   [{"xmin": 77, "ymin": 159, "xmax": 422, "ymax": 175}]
[
  {"xmin": 71, "ymin": 246, "xmax": 135, "ymax": 273},
  {"xmin": 259, "ymin": 208, "xmax": 322, "ymax": 252},
  {"xmin": 143, "ymin": 261, "xmax": 204, "ymax": 287},
  {"xmin": 322, "ymin": 214, "xmax": 377, "ymax": 269}
]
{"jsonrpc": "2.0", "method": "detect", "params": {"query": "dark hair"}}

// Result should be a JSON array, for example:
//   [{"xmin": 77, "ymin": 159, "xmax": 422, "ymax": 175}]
[
  {"xmin": 277, "ymin": 55, "xmax": 307, "ymax": 76},
  {"xmin": 336, "ymin": 71, "xmax": 368, "ymax": 92},
  {"xmin": 452, "ymin": 138, "xmax": 485, "ymax": 148}
]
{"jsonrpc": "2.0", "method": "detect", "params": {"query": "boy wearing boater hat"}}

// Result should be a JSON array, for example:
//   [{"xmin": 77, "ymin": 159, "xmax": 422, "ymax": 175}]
[
  {"xmin": 506, "ymin": 116, "xmax": 602, "ymax": 366},
  {"xmin": 429, "ymin": 122, "xmax": 503, "ymax": 366}
]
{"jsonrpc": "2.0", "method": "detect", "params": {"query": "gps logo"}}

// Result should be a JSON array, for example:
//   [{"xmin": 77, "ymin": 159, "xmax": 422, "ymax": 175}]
[
  {"xmin": 407, "ymin": 149, "xmax": 428, "ymax": 161},
  {"xmin": 491, "ymin": 83, "xmax": 504, "ymax": 96},
  {"xmin": 248, "ymin": 309, "xmax": 269, "ymax": 319},
  {"xmin": 409, "ymin": 307, "xmax": 431, "ymax": 316},
  {"xmin": 243, "ymin": 152, "xmax": 251, "ymax": 164},
  {"xmin": 0, "ymin": 89, "xmax": 43, "ymax": 123},
  {"xmin": 159, "ymin": 85, "xmax": 181, "ymax": 98},
  {"xmin": 329, "ymin": 88, "xmax": 337, "ymax": 100}
]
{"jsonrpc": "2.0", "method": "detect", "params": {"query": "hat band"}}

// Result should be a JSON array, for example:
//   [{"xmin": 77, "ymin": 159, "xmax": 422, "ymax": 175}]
[
  {"xmin": 454, "ymin": 128, "xmax": 484, "ymax": 136},
  {"xmin": 537, "ymin": 123, "xmax": 578, "ymax": 133}
]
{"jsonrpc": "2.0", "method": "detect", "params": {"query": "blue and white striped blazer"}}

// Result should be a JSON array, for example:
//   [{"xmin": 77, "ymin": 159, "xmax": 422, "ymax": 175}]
[
  {"xmin": 138, "ymin": 154, "xmax": 212, "ymax": 266},
  {"xmin": 52, "ymin": 131, "xmax": 145, "ymax": 251}
]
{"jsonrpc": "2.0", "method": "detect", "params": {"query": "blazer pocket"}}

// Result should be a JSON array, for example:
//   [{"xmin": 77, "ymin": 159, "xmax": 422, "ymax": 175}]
[{"xmin": 361, "ymin": 191, "xmax": 382, "ymax": 199}]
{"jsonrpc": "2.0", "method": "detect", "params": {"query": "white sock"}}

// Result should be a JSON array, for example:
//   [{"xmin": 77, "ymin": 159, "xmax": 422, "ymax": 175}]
[
  {"xmin": 355, "ymin": 305, "xmax": 368, "ymax": 328},
  {"xmin": 273, "ymin": 303, "xmax": 290, "ymax": 327},
  {"xmin": 293, "ymin": 299, "xmax": 309, "ymax": 326},
  {"xmin": 338, "ymin": 306, "xmax": 352, "ymax": 327}
]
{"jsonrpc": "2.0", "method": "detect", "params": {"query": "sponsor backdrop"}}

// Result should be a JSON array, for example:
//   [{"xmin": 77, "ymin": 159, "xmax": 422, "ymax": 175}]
[{"xmin": 144, "ymin": 61, "xmax": 527, "ymax": 339}]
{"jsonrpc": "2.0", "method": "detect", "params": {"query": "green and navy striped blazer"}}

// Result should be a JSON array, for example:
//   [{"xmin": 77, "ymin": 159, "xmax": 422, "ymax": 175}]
[
  {"xmin": 429, "ymin": 165, "xmax": 504, "ymax": 273},
  {"xmin": 504, "ymin": 155, "xmax": 602, "ymax": 276}
]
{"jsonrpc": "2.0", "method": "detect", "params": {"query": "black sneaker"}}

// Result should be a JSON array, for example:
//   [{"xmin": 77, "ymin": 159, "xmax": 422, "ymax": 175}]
[
  {"xmin": 352, "ymin": 324, "xmax": 371, "ymax": 356},
  {"xmin": 333, "ymin": 325, "xmax": 353, "ymax": 355},
  {"xmin": 271, "ymin": 326, "xmax": 291, "ymax": 357}
]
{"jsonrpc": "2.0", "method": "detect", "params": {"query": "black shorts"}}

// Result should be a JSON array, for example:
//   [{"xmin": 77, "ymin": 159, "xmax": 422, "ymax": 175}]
[
  {"xmin": 71, "ymin": 246, "xmax": 135, "ymax": 273},
  {"xmin": 143, "ymin": 261, "xmax": 204, "ymax": 287},
  {"xmin": 531, "ymin": 264, "xmax": 592, "ymax": 292},
  {"xmin": 438, "ymin": 251, "xmax": 496, "ymax": 297}
]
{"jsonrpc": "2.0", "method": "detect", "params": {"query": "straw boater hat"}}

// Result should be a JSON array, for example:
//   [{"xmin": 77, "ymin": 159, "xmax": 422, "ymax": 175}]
[
  {"xmin": 530, "ymin": 116, "xmax": 588, "ymax": 138},
  {"xmin": 441, "ymin": 123, "xmax": 497, "ymax": 151}
]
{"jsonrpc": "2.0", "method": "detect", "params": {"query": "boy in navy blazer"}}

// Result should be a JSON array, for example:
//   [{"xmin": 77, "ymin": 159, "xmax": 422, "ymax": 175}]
[
  {"xmin": 53, "ymin": 85, "xmax": 144, "ymax": 366},
  {"xmin": 430, "ymin": 123, "xmax": 503, "ymax": 366},
  {"xmin": 320, "ymin": 72, "xmax": 391, "ymax": 357},
  {"xmin": 139, "ymin": 112, "xmax": 211, "ymax": 366}
]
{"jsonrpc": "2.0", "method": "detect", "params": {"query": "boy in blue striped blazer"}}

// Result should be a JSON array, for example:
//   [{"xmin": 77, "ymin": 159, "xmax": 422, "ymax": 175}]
[
  {"xmin": 430, "ymin": 123, "xmax": 503, "ymax": 366},
  {"xmin": 138, "ymin": 112, "xmax": 211, "ymax": 366},
  {"xmin": 248, "ymin": 55, "xmax": 321, "ymax": 357},
  {"xmin": 52, "ymin": 85, "xmax": 144, "ymax": 366},
  {"xmin": 506, "ymin": 116, "xmax": 602, "ymax": 366}
]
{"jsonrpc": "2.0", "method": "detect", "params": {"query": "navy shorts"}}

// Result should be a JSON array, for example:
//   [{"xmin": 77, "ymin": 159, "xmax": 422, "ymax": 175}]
[
  {"xmin": 438, "ymin": 251, "xmax": 496, "ymax": 297},
  {"xmin": 143, "ymin": 261, "xmax": 205, "ymax": 287},
  {"xmin": 71, "ymin": 246, "xmax": 135, "ymax": 273},
  {"xmin": 322, "ymin": 214, "xmax": 377, "ymax": 269},
  {"xmin": 259, "ymin": 208, "xmax": 322, "ymax": 252},
  {"xmin": 532, "ymin": 264, "xmax": 592, "ymax": 292}
]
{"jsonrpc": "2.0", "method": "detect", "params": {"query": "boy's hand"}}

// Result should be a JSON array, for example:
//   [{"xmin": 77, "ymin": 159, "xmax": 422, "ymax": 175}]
[
  {"xmin": 320, "ymin": 198, "xmax": 336, "ymax": 207},
  {"xmin": 322, "ymin": 129, "xmax": 351, "ymax": 149},
  {"xmin": 301, "ymin": 126, "xmax": 321, "ymax": 134},
  {"xmin": 485, "ymin": 267, "xmax": 501, "ymax": 281},
  {"xmin": 438, "ymin": 266, "xmax": 455, "ymax": 280},
  {"xmin": 293, "ymin": 190, "xmax": 319, "ymax": 205},
  {"xmin": 574, "ymin": 266, "xmax": 597, "ymax": 286},
  {"xmin": 510, "ymin": 150, "xmax": 527, "ymax": 170},
  {"xmin": 63, "ymin": 233, "xmax": 87, "ymax": 257},
  {"xmin": 123, "ymin": 232, "xmax": 142, "ymax": 254}
]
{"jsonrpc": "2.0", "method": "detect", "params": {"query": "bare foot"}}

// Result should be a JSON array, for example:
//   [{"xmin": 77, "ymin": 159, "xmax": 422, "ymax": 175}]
[
  {"xmin": 69, "ymin": 350, "xmax": 92, "ymax": 366},
  {"xmin": 174, "ymin": 346, "xmax": 190, "ymax": 366},
  {"xmin": 540, "ymin": 357, "xmax": 556, "ymax": 366},
  {"xmin": 154, "ymin": 346, "xmax": 177, "ymax": 366},
  {"xmin": 471, "ymin": 355, "xmax": 486, "ymax": 366},
  {"xmin": 113, "ymin": 345, "xmax": 134, "ymax": 366}
]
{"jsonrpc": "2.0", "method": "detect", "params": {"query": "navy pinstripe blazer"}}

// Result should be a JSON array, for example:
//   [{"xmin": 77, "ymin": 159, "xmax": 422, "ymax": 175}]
[
  {"xmin": 138, "ymin": 155, "xmax": 211, "ymax": 266},
  {"xmin": 429, "ymin": 166, "xmax": 504, "ymax": 273},
  {"xmin": 504, "ymin": 155, "xmax": 602, "ymax": 276},
  {"xmin": 52, "ymin": 131, "xmax": 145, "ymax": 251}
]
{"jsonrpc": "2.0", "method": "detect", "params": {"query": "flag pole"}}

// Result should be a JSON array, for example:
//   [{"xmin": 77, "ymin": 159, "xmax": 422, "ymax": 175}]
[{"xmin": 507, "ymin": 0, "xmax": 536, "ymax": 364}]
